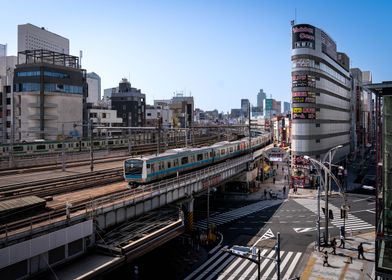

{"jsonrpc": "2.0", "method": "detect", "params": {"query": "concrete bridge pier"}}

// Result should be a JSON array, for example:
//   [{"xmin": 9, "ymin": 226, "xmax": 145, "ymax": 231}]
[{"xmin": 182, "ymin": 197, "xmax": 194, "ymax": 232}]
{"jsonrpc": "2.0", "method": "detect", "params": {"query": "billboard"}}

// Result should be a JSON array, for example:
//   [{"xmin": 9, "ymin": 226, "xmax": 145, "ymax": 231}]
[
  {"xmin": 292, "ymin": 74, "xmax": 316, "ymax": 88},
  {"xmin": 292, "ymin": 107, "xmax": 316, "ymax": 119},
  {"xmin": 321, "ymin": 30, "xmax": 337, "ymax": 59},
  {"xmin": 292, "ymin": 91, "xmax": 316, "ymax": 103},
  {"xmin": 292, "ymin": 24, "xmax": 315, "ymax": 49}
]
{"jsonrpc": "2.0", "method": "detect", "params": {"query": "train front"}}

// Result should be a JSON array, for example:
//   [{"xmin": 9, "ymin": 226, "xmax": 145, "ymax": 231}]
[{"xmin": 123, "ymin": 158, "xmax": 146, "ymax": 184}]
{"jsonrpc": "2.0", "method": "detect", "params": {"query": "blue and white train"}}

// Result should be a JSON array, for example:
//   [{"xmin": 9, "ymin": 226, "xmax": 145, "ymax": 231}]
[{"xmin": 123, "ymin": 133, "xmax": 271, "ymax": 184}]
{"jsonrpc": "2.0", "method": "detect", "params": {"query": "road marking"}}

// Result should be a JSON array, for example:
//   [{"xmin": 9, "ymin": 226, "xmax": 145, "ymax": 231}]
[
  {"xmin": 300, "ymin": 256, "xmax": 317, "ymax": 280},
  {"xmin": 368, "ymin": 202, "xmax": 376, "ymax": 205},
  {"xmin": 283, "ymin": 252, "xmax": 302, "ymax": 280},
  {"xmin": 293, "ymin": 227, "xmax": 316, "ymax": 233},
  {"xmin": 353, "ymin": 197, "xmax": 372, "ymax": 202},
  {"xmin": 367, "ymin": 209, "xmax": 376, "ymax": 213},
  {"xmin": 204, "ymin": 255, "xmax": 236, "ymax": 280},
  {"xmin": 252, "ymin": 228, "xmax": 274, "ymax": 248}
]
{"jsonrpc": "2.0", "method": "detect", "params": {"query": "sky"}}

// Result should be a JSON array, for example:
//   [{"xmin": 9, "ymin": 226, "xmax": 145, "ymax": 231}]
[{"xmin": 1, "ymin": 0, "xmax": 392, "ymax": 112}]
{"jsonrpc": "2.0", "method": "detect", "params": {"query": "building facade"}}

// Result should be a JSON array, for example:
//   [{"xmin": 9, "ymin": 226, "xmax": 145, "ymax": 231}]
[
  {"xmin": 109, "ymin": 78, "xmax": 145, "ymax": 128},
  {"xmin": 88, "ymin": 108, "xmax": 123, "ymax": 137},
  {"xmin": 291, "ymin": 23, "xmax": 351, "ymax": 188},
  {"xmin": 86, "ymin": 72, "xmax": 101, "ymax": 105},
  {"xmin": 283, "ymin": 101, "xmax": 291, "ymax": 115},
  {"xmin": 13, "ymin": 50, "xmax": 86, "ymax": 141},
  {"xmin": 241, "ymin": 99, "xmax": 250, "ymax": 118},
  {"xmin": 18, "ymin": 23, "xmax": 69, "ymax": 54}
]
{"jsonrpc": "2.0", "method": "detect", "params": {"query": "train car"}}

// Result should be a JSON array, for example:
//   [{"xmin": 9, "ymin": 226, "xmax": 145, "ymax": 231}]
[{"xmin": 124, "ymin": 146, "xmax": 214, "ymax": 184}]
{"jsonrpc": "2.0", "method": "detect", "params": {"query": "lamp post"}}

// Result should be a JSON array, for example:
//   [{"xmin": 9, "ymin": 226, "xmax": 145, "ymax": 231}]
[{"xmin": 304, "ymin": 154, "xmax": 345, "ymax": 249}]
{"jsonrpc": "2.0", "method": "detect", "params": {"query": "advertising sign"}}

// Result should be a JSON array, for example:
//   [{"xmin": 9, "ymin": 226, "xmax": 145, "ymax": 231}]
[
  {"xmin": 292, "ymin": 92, "xmax": 316, "ymax": 103},
  {"xmin": 321, "ymin": 30, "xmax": 337, "ymax": 59},
  {"xmin": 292, "ymin": 74, "xmax": 316, "ymax": 88},
  {"xmin": 292, "ymin": 107, "xmax": 316, "ymax": 119},
  {"xmin": 292, "ymin": 24, "xmax": 315, "ymax": 49}
]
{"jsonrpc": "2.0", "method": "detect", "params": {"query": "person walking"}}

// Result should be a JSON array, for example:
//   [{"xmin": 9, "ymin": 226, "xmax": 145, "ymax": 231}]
[
  {"xmin": 339, "ymin": 235, "xmax": 345, "ymax": 248},
  {"xmin": 269, "ymin": 189, "xmax": 273, "ymax": 199},
  {"xmin": 283, "ymin": 185, "xmax": 286, "ymax": 196},
  {"xmin": 358, "ymin": 243, "xmax": 365, "ymax": 259},
  {"xmin": 273, "ymin": 177, "xmax": 276, "ymax": 184},
  {"xmin": 331, "ymin": 238, "xmax": 337, "ymax": 255},
  {"xmin": 264, "ymin": 189, "xmax": 267, "ymax": 199},
  {"xmin": 323, "ymin": 251, "xmax": 329, "ymax": 267}
]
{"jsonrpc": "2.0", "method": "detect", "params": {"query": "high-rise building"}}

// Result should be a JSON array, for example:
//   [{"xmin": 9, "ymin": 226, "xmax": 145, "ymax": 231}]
[
  {"xmin": 257, "ymin": 89, "xmax": 266, "ymax": 115},
  {"xmin": 291, "ymin": 23, "xmax": 351, "ymax": 188},
  {"xmin": 241, "ymin": 99, "xmax": 250, "ymax": 118},
  {"xmin": 86, "ymin": 72, "xmax": 101, "ymax": 105},
  {"xmin": 109, "ymin": 78, "xmax": 145, "ymax": 127},
  {"xmin": 18, "ymin": 23, "xmax": 69, "ymax": 54},
  {"xmin": 14, "ymin": 50, "xmax": 86, "ymax": 141},
  {"xmin": 283, "ymin": 102, "xmax": 291, "ymax": 115}
]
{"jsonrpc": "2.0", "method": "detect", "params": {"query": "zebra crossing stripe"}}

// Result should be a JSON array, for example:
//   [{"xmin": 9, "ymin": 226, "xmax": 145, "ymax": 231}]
[
  {"xmin": 283, "ymin": 252, "xmax": 302, "ymax": 280},
  {"xmin": 293, "ymin": 227, "xmax": 316, "ymax": 233},
  {"xmin": 295, "ymin": 198, "xmax": 374, "ymax": 232},
  {"xmin": 184, "ymin": 246, "xmax": 227, "ymax": 280},
  {"xmin": 203, "ymin": 255, "xmax": 236, "ymax": 280},
  {"xmin": 194, "ymin": 252, "xmax": 230, "ymax": 280},
  {"xmin": 216, "ymin": 257, "xmax": 243, "ymax": 280}
]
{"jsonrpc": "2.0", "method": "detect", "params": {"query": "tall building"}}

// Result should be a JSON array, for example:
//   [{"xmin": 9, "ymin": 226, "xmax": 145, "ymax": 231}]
[
  {"xmin": 283, "ymin": 101, "xmax": 291, "ymax": 115},
  {"xmin": 14, "ymin": 50, "xmax": 86, "ymax": 141},
  {"xmin": 367, "ymin": 81, "xmax": 392, "ymax": 279},
  {"xmin": 241, "ymin": 99, "xmax": 250, "ymax": 118},
  {"xmin": 0, "ymin": 44, "xmax": 17, "ymax": 144},
  {"xmin": 257, "ymin": 89, "xmax": 267, "ymax": 115},
  {"xmin": 18, "ymin": 23, "xmax": 69, "ymax": 54},
  {"xmin": 291, "ymin": 23, "xmax": 351, "ymax": 188},
  {"xmin": 263, "ymin": 98, "xmax": 280, "ymax": 118},
  {"xmin": 109, "ymin": 78, "xmax": 145, "ymax": 127},
  {"xmin": 155, "ymin": 93, "xmax": 194, "ymax": 128},
  {"xmin": 86, "ymin": 72, "xmax": 101, "ymax": 105}
]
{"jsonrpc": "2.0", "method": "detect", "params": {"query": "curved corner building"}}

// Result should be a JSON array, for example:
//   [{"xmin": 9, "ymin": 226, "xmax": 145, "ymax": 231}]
[{"xmin": 291, "ymin": 24, "xmax": 351, "ymax": 188}]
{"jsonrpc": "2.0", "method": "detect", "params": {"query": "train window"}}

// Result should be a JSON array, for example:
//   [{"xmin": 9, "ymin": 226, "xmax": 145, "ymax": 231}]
[
  {"xmin": 174, "ymin": 159, "xmax": 179, "ymax": 167},
  {"xmin": 210, "ymin": 152, "xmax": 213, "ymax": 157},
  {"xmin": 221, "ymin": 149, "xmax": 226, "ymax": 155},
  {"xmin": 69, "ymin": 144, "xmax": 73, "ymax": 147},
  {"xmin": 36, "ymin": 145, "xmax": 46, "ymax": 150},
  {"xmin": 205, "ymin": 153, "xmax": 209, "ymax": 158},
  {"xmin": 108, "ymin": 141, "xmax": 113, "ymax": 145},
  {"xmin": 75, "ymin": 143, "xmax": 79, "ymax": 147},
  {"xmin": 57, "ymin": 144, "xmax": 62, "ymax": 149},
  {"xmin": 82, "ymin": 142, "xmax": 85, "ymax": 147},
  {"xmin": 197, "ymin": 154, "xmax": 203, "ymax": 161},
  {"xmin": 13, "ymin": 146, "xmax": 23, "ymax": 152},
  {"xmin": 146, "ymin": 164, "xmax": 151, "ymax": 169},
  {"xmin": 94, "ymin": 141, "xmax": 100, "ymax": 146},
  {"xmin": 151, "ymin": 164, "xmax": 155, "ymax": 172},
  {"xmin": 230, "ymin": 147, "xmax": 233, "ymax": 153},
  {"xmin": 181, "ymin": 157, "xmax": 188, "ymax": 165},
  {"xmin": 168, "ymin": 161, "xmax": 171, "ymax": 168}
]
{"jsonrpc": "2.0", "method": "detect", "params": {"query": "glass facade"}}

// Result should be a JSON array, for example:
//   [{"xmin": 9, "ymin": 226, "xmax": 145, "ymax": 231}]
[
  {"xmin": 15, "ymin": 70, "xmax": 70, "ymax": 78},
  {"xmin": 14, "ymin": 82, "xmax": 82, "ymax": 94}
]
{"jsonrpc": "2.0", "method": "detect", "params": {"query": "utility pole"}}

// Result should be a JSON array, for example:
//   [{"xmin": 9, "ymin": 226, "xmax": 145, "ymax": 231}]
[
  {"xmin": 89, "ymin": 119, "xmax": 94, "ymax": 172},
  {"xmin": 184, "ymin": 105, "xmax": 187, "ymax": 148},
  {"xmin": 62, "ymin": 123, "xmax": 65, "ymax": 172}
]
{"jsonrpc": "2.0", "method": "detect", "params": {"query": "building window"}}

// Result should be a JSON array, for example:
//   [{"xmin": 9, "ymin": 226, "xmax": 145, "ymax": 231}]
[
  {"xmin": 102, "ymin": 113, "xmax": 106, "ymax": 118},
  {"xmin": 316, "ymin": 123, "xmax": 320, "ymax": 127},
  {"xmin": 316, "ymin": 139, "xmax": 320, "ymax": 143}
]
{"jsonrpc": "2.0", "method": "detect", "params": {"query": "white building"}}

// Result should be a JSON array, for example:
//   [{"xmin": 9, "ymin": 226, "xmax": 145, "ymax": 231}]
[
  {"xmin": 88, "ymin": 108, "xmax": 123, "ymax": 137},
  {"xmin": 146, "ymin": 105, "xmax": 173, "ymax": 128},
  {"xmin": 86, "ymin": 72, "xmax": 101, "ymax": 105},
  {"xmin": 18, "ymin": 23, "xmax": 69, "ymax": 54}
]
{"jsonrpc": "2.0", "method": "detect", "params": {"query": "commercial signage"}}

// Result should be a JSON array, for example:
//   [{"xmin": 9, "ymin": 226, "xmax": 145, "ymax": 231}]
[
  {"xmin": 292, "ymin": 74, "xmax": 316, "ymax": 88},
  {"xmin": 321, "ymin": 30, "xmax": 337, "ymax": 59},
  {"xmin": 292, "ymin": 24, "xmax": 315, "ymax": 49},
  {"xmin": 292, "ymin": 91, "xmax": 316, "ymax": 103},
  {"xmin": 292, "ymin": 107, "xmax": 316, "ymax": 119},
  {"xmin": 265, "ymin": 147, "xmax": 287, "ymax": 162}
]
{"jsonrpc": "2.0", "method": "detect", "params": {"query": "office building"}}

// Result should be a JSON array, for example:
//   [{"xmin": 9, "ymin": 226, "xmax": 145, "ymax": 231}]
[
  {"xmin": 109, "ymin": 78, "xmax": 145, "ymax": 127},
  {"xmin": 241, "ymin": 99, "xmax": 250, "ymax": 118},
  {"xmin": 13, "ymin": 50, "xmax": 86, "ymax": 141},
  {"xmin": 18, "ymin": 23, "xmax": 69, "ymax": 54},
  {"xmin": 155, "ymin": 93, "xmax": 194, "ymax": 128},
  {"xmin": 86, "ymin": 72, "xmax": 101, "ymax": 105},
  {"xmin": 283, "ymin": 102, "xmax": 291, "ymax": 115},
  {"xmin": 291, "ymin": 23, "xmax": 351, "ymax": 188}
]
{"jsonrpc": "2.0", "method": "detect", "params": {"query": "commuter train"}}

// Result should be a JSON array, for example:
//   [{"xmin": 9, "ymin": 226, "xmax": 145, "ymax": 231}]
[
  {"xmin": 0, "ymin": 138, "xmax": 134, "ymax": 158},
  {"xmin": 123, "ymin": 133, "xmax": 271, "ymax": 184}
]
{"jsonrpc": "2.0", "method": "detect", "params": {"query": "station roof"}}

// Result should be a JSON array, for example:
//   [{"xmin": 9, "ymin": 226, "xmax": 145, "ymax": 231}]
[{"xmin": 0, "ymin": 196, "xmax": 46, "ymax": 215}]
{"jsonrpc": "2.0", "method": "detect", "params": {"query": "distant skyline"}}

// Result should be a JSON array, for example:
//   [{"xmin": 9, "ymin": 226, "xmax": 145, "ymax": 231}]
[{"xmin": 2, "ymin": 0, "xmax": 392, "ymax": 112}]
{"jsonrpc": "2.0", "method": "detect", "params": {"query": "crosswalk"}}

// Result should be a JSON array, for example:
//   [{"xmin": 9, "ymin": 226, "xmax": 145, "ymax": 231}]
[
  {"xmin": 194, "ymin": 200, "xmax": 282, "ymax": 230},
  {"xmin": 184, "ymin": 245, "xmax": 302, "ymax": 280},
  {"xmin": 295, "ymin": 198, "xmax": 374, "ymax": 232}
]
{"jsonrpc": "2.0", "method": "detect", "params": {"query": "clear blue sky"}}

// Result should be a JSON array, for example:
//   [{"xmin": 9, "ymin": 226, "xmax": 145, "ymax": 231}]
[{"xmin": 2, "ymin": 0, "xmax": 391, "ymax": 112}]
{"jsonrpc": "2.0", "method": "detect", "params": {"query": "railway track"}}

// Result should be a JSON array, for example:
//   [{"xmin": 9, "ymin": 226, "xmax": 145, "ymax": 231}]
[{"xmin": 0, "ymin": 168, "xmax": 123, "ymax": 201}]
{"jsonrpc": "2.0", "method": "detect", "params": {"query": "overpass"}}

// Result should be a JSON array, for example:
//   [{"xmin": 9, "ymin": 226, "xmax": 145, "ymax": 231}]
[{"xmin": 0, "ymin": 146, "xmax": 270, "ymax": 279}]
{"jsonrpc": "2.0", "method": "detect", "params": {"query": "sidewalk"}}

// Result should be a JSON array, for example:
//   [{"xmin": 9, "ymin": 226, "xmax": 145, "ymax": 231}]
[{"xmin": 301, "ymin": 231, "xmax": 375, "ymax": 280}]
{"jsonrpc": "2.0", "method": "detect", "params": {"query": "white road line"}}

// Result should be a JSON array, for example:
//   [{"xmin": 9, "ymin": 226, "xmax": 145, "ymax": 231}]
[
  {"xmin": 282, "ymin": 252, "xmax": 302, "ymax": 280},
  {"xmin": 353, "ymin": 197, "xmax": 372, "ymax": 202},
  {"xmin": 226, "ymin": 257, "xmax": 252, "ymax": 280},
  {"xmin": 279, "ymin": 251, "xmax": 293, "ymax": 275},
  {"xmin": 184, "ymin": 246, "xmax": 227, "ymax": 280},
  {"xmin": 216, "ymin": 257, "xmax": 242, "ymax": 280},
  {"xmin": 194, "ymin": 252, "xmax": 231, "ymax": 280},
  {"xmin": 259, "ymin": 251, "xmax": 285, "ymax": 280},
  {"xmin": 204, "ymin": 255, "xmax": 236, "ymax": 280},
  {"xmin": 249, "ymin": 250, "xmax": 276, "ymax": 280}
]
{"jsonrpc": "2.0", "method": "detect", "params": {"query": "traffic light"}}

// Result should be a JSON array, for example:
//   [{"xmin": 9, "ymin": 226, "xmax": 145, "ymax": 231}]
[{"xmin": 329, "ymin": 209, "xmax": 334, "ymax": 220}]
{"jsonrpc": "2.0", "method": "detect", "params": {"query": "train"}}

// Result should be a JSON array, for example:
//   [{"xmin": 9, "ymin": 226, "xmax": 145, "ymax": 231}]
[{"xmin": 123, "ymin": 133, "xmax": 271, "ymax": 185}]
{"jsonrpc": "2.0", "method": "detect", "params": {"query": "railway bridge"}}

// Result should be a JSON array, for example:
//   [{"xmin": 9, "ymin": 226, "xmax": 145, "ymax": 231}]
[{"xmin": 0, "ymin": 147, "xmax": 269, "ymax": 279}]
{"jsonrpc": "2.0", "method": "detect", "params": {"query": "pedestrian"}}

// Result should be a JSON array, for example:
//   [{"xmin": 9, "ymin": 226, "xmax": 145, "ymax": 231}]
[
  {"xmin": 339, "ymin": 235, "xmax": 345, "ymax": 248},
  {"xmin": 331, "ymin": 238, "xmax": 336, "ymax": 255},
  {"xmin": 273, "ymin": 177, "xmax": 276, "ymax": 184},
  {"xmin": 323, "ymin": 251, "xmax": 329, "ymax": 267},
  {"xmin": 358, "ymin": 243, "xmax": 365, "ymax": 259},
  {"xmin": 264, "ymin": 189, "xmax": 267, "ymax": 199},
  {"xmin": 283, "ymin": 185, "xmax": 286, "ymax": 195},
  {"xmin": 277, "ymin": 164, "xmax": 279, "ymax": 169},
  {"xmin": 294, "ymin": 186, "xmax": 297, "ymax": 194},
  {"xmin": 269, "ymin": 189, "xmax": 273, "ymax": 199}
]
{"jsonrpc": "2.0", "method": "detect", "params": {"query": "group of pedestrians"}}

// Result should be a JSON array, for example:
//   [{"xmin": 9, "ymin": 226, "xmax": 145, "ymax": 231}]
[{"xmin": 322, "ymin": 238, "xmax": 366, "ymax": 267}]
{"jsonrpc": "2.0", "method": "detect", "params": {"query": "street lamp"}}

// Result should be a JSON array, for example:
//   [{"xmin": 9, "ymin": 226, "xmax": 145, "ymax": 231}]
[{"xmin": 304, "ymin": 155, "xmax": 345, "ymax": 249}]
